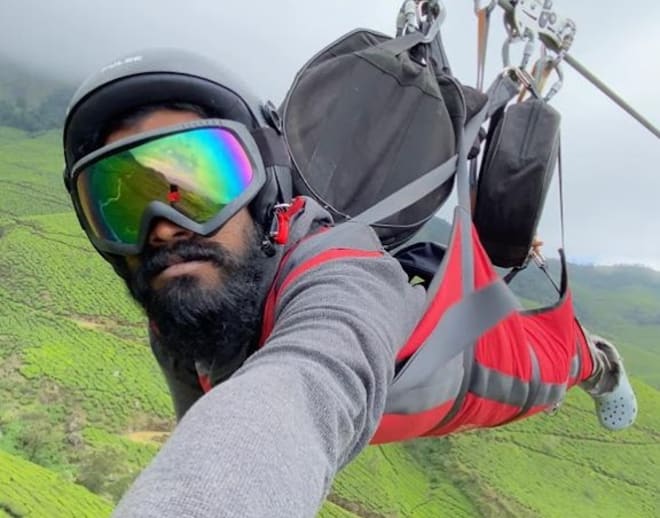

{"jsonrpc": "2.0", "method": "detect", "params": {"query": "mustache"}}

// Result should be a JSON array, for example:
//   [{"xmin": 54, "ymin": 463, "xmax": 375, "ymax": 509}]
[{"xmin": 137, "ymin": 239, "xmax": 237, "ymax": 286}]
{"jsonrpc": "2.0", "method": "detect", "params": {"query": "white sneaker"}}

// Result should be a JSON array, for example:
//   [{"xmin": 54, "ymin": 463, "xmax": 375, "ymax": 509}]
[{"xmin": 582, "ymin": 336, "xmax": 637, "ymax": 431}]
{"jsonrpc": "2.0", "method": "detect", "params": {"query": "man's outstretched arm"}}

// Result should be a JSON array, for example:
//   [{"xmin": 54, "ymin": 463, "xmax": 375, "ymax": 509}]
[{"xmin": 112, "ymin": 253, "xmax": 424, "ymax": 518}]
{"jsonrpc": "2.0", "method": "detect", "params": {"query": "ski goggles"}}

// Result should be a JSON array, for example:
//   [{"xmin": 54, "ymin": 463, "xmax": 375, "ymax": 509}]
[{"xmin": 68, "ymin": 119, "xmax": 266, "ymax": 256}]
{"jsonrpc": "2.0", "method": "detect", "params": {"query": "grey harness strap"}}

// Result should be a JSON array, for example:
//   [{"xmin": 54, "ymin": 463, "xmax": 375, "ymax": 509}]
[
  {"xmin": 386, "ymin": 279, "xmax": 520, "ymax": 413},
  {"xmin": 273, "ymin": 221, "xmax": 383, "ymax": 294}
]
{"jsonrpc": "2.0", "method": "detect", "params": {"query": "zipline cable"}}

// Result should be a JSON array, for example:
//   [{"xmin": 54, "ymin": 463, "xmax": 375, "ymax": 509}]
[
  {"xmin": 496, "ymin": 0, "xmax": 659, "ymax": 139},
  {"xmin": 562, "ymin": 53, "xmax": 659, "ymax": 139}
]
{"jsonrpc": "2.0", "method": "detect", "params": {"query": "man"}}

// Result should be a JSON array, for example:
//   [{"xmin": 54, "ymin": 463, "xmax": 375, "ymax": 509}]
[{"xmin": 62, "ymin": 49, "xmax": 636, "ymax": 517}]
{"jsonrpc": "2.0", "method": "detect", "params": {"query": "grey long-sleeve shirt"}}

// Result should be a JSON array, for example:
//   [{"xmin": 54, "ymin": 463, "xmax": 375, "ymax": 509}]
[{"xmin": 112, "ymin": 199, "xmax": 425, "ymax": 517}]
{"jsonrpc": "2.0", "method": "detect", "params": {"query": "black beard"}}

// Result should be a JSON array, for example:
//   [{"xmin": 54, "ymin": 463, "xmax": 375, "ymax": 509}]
[{"xmin": 127, "ymin": 224, "xmax": 274, "ymax": 374}]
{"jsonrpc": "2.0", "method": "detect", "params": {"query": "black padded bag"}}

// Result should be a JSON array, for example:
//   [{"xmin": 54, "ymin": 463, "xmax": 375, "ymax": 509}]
[
  {"xmin": 281, "ymin": 29, "xmax": 459, "ymax": 249},
  {"xmin": 474, "ymin": 98, "xmax": 561, "ymax": 267}
]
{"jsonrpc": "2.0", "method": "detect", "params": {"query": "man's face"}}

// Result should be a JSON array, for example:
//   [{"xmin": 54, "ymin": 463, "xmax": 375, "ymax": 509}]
[
  {"xmin": 105, "ymin": 109, "xmax": 273, "ymax": 372},
  {"xmin": 107, "ymin": 108, "xmax": 254, "ymax": 284}
]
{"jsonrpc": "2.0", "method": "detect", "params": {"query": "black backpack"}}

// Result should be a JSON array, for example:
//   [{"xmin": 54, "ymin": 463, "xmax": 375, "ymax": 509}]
[{"xmin": 279, "ymin": 26, "xmax": 560, "ymax": 268}]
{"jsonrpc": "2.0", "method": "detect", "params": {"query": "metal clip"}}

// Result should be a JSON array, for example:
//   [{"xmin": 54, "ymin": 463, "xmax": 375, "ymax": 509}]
[
  {"xmin": 543, "ymin": 63, "xmax": 564, "ymax": 102},
  {"xmin": 396, "ymin": 0, "xmax": 446, "ymax": 42},
  {"xmin": 503, "ymin": 66, "xmax": 540, "ymax": 99},
  {"xmin": 502, "ymin": 27, "xmax": 537, "ymax": 71},
  {"xmin": 415, "ymin": 0, "xmax": 447, "ymax": 43},
  {"xmin": 531, "ymin": 46, "xmax": 566, "ymax": 101},
  {"xmin": 418, "ymin": 0, "xmax": 447, "ymax": 25},
  {"xmin": 397, "ymin": 0, "xmax": 420, "ymax": 36},
  {"xmin": 502, "ymin": 35, "xmax": 515, "ymax": 68}
]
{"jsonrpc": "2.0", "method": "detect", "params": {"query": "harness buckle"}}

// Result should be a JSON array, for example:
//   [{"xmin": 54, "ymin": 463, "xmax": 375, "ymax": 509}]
[{"xmin": 268, "ymin": 198, "xmax": 306, "ymax": 246}]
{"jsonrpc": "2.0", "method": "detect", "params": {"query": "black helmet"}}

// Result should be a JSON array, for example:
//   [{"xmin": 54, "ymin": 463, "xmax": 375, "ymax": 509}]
[{"xmin": 62, "ymin": 48, "xmax": 291, "ymax": 276}]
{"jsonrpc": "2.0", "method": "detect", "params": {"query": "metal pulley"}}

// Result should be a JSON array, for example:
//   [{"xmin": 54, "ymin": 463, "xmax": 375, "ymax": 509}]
[{"xmin": 507, "ymin": 0, "xmax": 576, "ymax": 54}]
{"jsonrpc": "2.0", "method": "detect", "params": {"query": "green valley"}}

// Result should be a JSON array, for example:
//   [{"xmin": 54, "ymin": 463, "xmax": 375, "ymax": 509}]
[{"xmin": 1, "ymin": 125, "xmax": 659, "ymax": 518}]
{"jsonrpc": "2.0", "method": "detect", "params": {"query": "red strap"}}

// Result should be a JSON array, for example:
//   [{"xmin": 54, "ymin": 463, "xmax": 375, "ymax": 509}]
[{"xmin": 198, "ymin": 374, "xmax": 212, "ymax": 393}]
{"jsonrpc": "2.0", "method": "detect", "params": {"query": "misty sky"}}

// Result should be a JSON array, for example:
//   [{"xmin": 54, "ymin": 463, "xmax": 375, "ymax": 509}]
[{"xmin": 1, "ymin": 0, "xmax": 659, "ymax": 269}]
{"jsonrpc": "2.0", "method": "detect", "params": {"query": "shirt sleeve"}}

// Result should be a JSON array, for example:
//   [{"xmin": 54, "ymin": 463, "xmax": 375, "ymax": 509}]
[{"xmin": 112, "ymin": 251, "xmax": 425, "ymax": 518}]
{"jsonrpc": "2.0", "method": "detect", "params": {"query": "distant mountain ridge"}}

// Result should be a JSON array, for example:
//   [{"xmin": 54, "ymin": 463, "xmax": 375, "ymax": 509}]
[{"xmin": 0, "ymin": 56, "xmax": 74, "ymax": 132}]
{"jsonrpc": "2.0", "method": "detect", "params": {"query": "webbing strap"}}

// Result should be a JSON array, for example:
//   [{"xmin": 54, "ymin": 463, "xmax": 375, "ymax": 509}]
[
  {"xmin": 455, "ymin": 130, "xmax": 474, "ymax": 298},
  {"xmin": 273, "ymin": 224, "xmax": 381, "ymax": 294},
  {"xmin": 462, "ymin": 75, "xmax": 518, "ymax": 178},
  {"xmin": 386, "ymin": 278, "xmax": 521, "ymax": 413},
  {"xmin": 423, "ymin": 74, "xmax": 518, "ymax": 301},
  {"xmin": 532, "ymin": 136, "xmax": 566, "ymax": 296},
  {"xmin": 353, "ymin": 73, "xmax": 516, "ymax": 229},
  {"xmin": 476, "ymin": 7, "xmax": 491, "ymax": 91},
  {"xmin": 275, "ymin": 164, "xmax": 293, "ymax": 205},
  {"xmin": 485, "ymin": 74, "xmax": 520, "ymax": 119},
  {"xmin": 352, "ymin": 155, "xmax": 457, "ymax": 226},
  {"xmin": 468, "ymin": 74, "xmax": 518, "ymax": 195},
  {"xmin": 517, "ymin": 344, "xmax": 541, "ymax": 418},
  {"xmin": 423, "ymin": 207, "xmax": 462, "ymax": 307},
  {"xmin": 558, "ymin": 137, "xmax": 566, "ymax": 250},
  {"xmin": 377, "ymin": 30, "xmax": 426, "ymax": 56},
  {"xmin": 427, "ymin": 29, "xmax": 452, "ymax": 75}
]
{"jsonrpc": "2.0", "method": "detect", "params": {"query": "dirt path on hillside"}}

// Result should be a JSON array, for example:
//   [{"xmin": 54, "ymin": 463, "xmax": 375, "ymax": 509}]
[{"xmin": 124, "ymin": 431, "xmax": 170, "ymax": 445}]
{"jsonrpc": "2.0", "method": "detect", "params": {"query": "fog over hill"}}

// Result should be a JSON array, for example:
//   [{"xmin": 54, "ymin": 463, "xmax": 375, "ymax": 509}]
[{"xmin": 1, "ymin": 0, "xmax": 659, "ymax": 268}]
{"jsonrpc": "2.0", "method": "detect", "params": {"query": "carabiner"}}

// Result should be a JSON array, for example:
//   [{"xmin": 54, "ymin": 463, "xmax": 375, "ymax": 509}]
[
  {"xmin": 502, "ymin": 24, "xmax": 537, "ymax": 71},
  {"xmin": 520, "ymin": 35, "xmax": 537, "ymax": 70},
  {"xmin": 397, "ymin": 0, "xmax": 420, "ymax": 36},
  {"xmin": 531, "ymin": 46, "xmax": 565, "ymax": 101},
  {"xmin": 416, "ymin": 0, "xmax": 447, "ymax": 43},
  {"xmin": 419, "ymin": 0, "xmax": 447, "ymax": 25},
  {"xmin": 543, "ymin": 63, "xmax": 564, "ymax": 102},
  {"xmin": 504, "ymin": 66, "xmax": 541, "ymax": 101},
  {"xmin": 502, "ymin": 35, "xmax": 515, "ymax": 68}
]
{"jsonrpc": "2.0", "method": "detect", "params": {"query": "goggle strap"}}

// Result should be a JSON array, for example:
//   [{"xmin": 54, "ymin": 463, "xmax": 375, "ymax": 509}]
[{"xmin": 251, "ymin": 127, "xmax": 291, "ymax": 168}]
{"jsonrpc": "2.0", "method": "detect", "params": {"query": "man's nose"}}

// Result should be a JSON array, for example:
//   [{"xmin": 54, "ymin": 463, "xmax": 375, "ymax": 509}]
[{"xmin": 148, "ymin": 219, "xmax": 194, "ymax": 247}]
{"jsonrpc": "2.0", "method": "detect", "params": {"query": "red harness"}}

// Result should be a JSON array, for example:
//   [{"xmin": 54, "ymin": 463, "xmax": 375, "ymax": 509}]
[
  {"xmin": 199, "ymin": 199, "xmax": 593, "ymax": 443},
  {"xmin": 256, "ymin": 201, "xmax": 593, "ymax": 443}
]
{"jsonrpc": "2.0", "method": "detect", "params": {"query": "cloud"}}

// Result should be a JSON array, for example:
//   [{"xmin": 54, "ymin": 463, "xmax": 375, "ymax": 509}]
[{"xmin": 1, "ymin": 0, "xmax": 658, "ymax": 269}]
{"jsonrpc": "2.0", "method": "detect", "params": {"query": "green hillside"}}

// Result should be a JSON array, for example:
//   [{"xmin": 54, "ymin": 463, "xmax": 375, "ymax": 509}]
[
  {"xmin": 1, "ymin": 127, "xmax": 659, "ymax": 517},
  {"xmin": 0, "ymin": 450, "xmax": 112, "ymax": 518}
]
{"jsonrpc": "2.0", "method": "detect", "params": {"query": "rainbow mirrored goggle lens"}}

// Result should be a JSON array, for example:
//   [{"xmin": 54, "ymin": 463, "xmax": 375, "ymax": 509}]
[{"xmin": 73, "ymin": 125, "xmax": 259, "ymax": 253}]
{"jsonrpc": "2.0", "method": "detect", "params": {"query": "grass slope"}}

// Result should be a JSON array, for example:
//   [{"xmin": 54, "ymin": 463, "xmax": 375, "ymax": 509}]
[
  {"xmin": 1, "ymin": 127, "xmax": 659, "ymax": 516},
  {"xmin": 0, "ymin": 450, "xmax": 112, "ymax": 518},
  {"xmin": 0, "ymin": 128, "xmax": 172, "ymax": 502},
  {"xmin": 326, "ymin": 443, "xmax": 479, "ymax": 517},
  {"xmin": 324, "ymin": 382, "xmax": 660, "ymax": 518}
]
